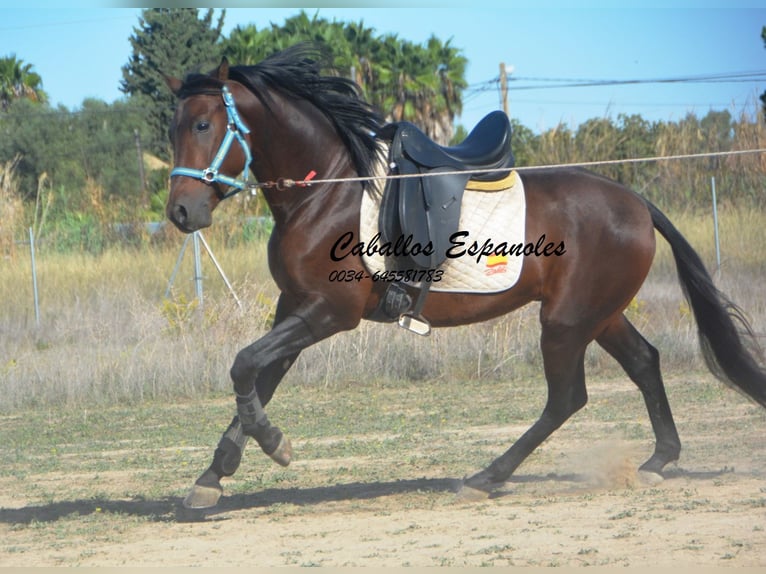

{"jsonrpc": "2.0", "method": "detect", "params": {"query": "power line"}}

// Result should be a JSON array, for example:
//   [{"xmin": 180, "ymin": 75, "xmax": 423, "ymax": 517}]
[
  {"xmin": 510, "ymin": 70, "xmax": 766, "ymax": 84},
  {"xmin": 3, "ymin": 68, "xmax": 764, "ymax": 122},
  {"xmin": 464, "ymin": 70, "xmax": 766, "ymax": 94},
  {"xmin": 462, "ymin": 95, "xmax": 757, "ymax": 112}
]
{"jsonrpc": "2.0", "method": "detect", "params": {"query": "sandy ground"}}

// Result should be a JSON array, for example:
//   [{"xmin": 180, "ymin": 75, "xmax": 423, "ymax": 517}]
[{"xmin": 1, "ymin": 379, "xmax": 764, "ymax": 567}]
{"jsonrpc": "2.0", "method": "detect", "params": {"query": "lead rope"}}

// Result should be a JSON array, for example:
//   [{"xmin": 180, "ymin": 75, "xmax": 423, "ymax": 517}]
[{"xmin": 246, "ymin": 147, "xmax": 766, "ymax": 193}]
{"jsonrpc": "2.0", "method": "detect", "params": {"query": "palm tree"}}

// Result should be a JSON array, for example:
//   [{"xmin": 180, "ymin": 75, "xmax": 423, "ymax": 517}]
[
  {"xmin": 221, "ymin": 12, "xmax": 468, "ymax": 144},
  {"xmin": 223, "ymin": 24, "xmax": 275, "ymax": 65},
  {"xmin": 367, "ymin": 34, "xmax": 466, "ymax": 144},
  {"xmin": 343, "ymin": 20, "xmax": 376, "ymax": 88},
  {"xmin": 426, "ymin": 36, "xmax": 467, "ymax": 144},
  {"xmin": 0, "ymin": 54, "xmax": 47, "ymax": 111}
]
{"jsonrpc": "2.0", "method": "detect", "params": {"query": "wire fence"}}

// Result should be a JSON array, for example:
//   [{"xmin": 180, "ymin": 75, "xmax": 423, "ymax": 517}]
[{"xmin": 18, "ymin": 146, "xmax": 764, "ymax": 327}]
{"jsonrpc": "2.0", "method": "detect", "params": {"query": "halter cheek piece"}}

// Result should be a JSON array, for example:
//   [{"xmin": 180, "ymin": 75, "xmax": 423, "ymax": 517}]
[{"xmin": 170, "ymin": 85, "xmax": 252, "ymax": 200}]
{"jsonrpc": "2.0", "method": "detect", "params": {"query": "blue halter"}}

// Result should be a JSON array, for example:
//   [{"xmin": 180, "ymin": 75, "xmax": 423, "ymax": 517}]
[{"xmin": 170, "ymin": 85, "xmax": 253, "ymax": 199}]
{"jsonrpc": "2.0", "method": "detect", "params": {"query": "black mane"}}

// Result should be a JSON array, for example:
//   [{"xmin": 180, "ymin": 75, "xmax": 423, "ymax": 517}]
[{"xmin": 180, "ymin": 44, "xmax": 385, "ymax": 185}]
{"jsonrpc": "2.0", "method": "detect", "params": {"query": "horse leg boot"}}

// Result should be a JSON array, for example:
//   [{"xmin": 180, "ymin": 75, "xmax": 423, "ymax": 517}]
[
  {"xmin": 235, "ymin": 384, "xmax": 292, "ymax": 466},
  {"xmin": 229, "ymin": 311, "xmax": 322, "ymax": 453},
  {"xmin": 185, "ymin": 405, "xmax": 289, "ymax": 511},
  {"xmin": 183, "ymin": 351, "xmax": 300, "ymax": 509},
  {"xmin": 184, "ymin": 415, "xmax": 249, "ymax": 509}
]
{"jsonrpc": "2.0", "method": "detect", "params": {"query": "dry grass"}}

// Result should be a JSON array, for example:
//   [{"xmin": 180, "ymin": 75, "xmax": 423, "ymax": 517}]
[
  {"xmin": 0, "ymin": 157, "xmax": 25, "ymax": 260},
  {"xmin": 0, "ymin": 205, "xmax": 764, "ymax": 413}
]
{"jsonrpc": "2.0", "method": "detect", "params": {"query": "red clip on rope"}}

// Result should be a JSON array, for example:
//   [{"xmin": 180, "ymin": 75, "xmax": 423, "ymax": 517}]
[
  {"xmin": 297, "ymin": 170, "xmax": 317, "ymax": 187},
  {"xmin": 257, "ymin": 170, "xmax": 317, "ymax": 191}
]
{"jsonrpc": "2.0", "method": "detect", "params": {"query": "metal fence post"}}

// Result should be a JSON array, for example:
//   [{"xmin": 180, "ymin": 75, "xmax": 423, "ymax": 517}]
[
  {"xmin": 29, "ymin": 227, "xmax": 40, "ymax": 328},
  {"xmin": 711, "ymin": 176, "xmax": 721, "ymax": 273}
]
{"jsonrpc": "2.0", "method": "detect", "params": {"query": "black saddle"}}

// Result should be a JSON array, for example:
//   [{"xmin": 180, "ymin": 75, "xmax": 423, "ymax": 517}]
[
  {"xmin": 378, "ymin": 110, "xmax": 515, "ymax": 271},
  {"xmin": 384, "ymin": 110, "xmax": 515, "ymax": 181},
  {"xmin": 369, "ymin": 111, "xmax": 515, "ymax": 332}
]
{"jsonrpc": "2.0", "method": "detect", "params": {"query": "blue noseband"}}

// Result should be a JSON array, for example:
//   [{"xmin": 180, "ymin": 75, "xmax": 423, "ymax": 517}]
[{"xmin": 170, "ymin": 85, "xmax": 253, "ymax": 199}]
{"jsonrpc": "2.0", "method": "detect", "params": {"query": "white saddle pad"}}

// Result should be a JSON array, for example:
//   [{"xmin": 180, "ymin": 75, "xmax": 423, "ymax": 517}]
[{"xmin": 359, "ymin": 170, "xmax": 526, "ymax": 294}]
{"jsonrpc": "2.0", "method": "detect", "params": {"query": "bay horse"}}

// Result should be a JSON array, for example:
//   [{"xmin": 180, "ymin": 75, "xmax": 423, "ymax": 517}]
[{"xmin": 164, "ymin": 44, "xmax": 766, "ymax": 510}]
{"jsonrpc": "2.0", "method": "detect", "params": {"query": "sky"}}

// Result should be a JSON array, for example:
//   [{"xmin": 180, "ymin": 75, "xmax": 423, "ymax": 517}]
[{"xmin": 1, "ymin": 1, "xmax": 765, "ymax": 134}]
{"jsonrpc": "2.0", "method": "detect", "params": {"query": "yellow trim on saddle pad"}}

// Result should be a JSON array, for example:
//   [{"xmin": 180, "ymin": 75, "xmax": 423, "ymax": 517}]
[{"xmin": 466, "ymin": 169, "xmax": 520, "ymax": 192}]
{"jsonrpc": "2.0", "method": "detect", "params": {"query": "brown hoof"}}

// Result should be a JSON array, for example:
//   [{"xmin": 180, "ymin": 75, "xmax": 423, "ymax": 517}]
[
  {"xmin": 268, "ymin": 434, "xmax": 292, "ymax": 467},
  {"xmin": 456, "ymin": 483, "xmax": 492, "ymax": 502},
  {"xmin": 183, "ymin": 483, "xmax": 223, "ymax": 509},
  {"xmin": 637, "ymin": 469, "xmax": 664, "ymax": 486}
]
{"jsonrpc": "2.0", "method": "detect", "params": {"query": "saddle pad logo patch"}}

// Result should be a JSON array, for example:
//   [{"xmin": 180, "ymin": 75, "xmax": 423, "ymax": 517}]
[{"xmin": 484, "ymin": 253, "xmax": 509, "ymax": 276}]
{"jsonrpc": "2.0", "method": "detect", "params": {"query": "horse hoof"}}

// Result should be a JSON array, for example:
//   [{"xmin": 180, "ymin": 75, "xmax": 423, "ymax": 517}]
[
  {"xmin": 456, "ymin": 483, "xmax": 492, "ymax": 502},
  {"xmin": 637, "ymin": 469, "xmax": 664, "ymax": 486},
  {"xmin": 268, "ymin": 435, "xmax": 292, "ymax": 467},
  {"xmin": 183, "ymin": 483, "xmax": 223, "ymax": 509},
  {"xmin": 458, "ymin": 470, "xmax": 505, "ymax": 501}
]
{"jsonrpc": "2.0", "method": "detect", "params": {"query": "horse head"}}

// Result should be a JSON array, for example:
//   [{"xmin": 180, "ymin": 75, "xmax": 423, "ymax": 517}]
[{"xmin": 164, "ymin": 58, "xmax": 253, "ymax": 233}]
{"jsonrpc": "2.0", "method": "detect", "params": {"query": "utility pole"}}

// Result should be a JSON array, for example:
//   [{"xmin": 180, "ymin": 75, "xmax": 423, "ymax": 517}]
[
  {"xmin": 499, "ymin": 62, "xmax": 514, "ymax": 117},
  {"xmin": 134, "ymin": 128, "xmax": 147, "ymax": 209},
  {"xmin": 499, "ymin": 62, "xmax": 508, "ymax": 116}
]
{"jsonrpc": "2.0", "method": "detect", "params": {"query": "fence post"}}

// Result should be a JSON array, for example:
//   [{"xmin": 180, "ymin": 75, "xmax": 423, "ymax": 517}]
[
  {"xmin": 711, "ymin": 176, "xmax": 721, "ymax": 273},
  {"xmin": 134, "ymin": 128, "xmax": 147, "ymax": 208},
  {"xmin": 28, "ymin": 227, "xmax": 40, "ymax": 328}
]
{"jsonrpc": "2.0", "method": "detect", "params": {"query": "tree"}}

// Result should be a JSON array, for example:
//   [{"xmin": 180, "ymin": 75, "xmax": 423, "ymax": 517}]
[
  {"xmin": 0, "ymin": 54, "xmax": 47, "ymax": 111},
  {"xmin": 0, "ymin": 96, "xmax": 152, "ymax": 208},
  {"xmin": 221, "ymin": 11, "xmax": 467, "ymax": 144},
  {"xmin": 121, "ymin": 8, "xmax": 225, "ymax": 159},
  {"xmin": 223, "ymin": 24, "xmax": 275, "ymax": 66},
  {"xmin": 417, "ymin": 36, "xmax": 467, "ymax": 143}
]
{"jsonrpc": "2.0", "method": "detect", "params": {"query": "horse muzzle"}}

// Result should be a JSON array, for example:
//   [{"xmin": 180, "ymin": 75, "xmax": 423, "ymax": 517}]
[{"xmin": 166, "ymin": 190, "xmax": 214, "ymax": 233}]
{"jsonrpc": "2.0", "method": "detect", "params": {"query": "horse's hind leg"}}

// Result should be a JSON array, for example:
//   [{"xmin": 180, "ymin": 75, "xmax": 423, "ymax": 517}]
[
  {"xmin": 462, "ymin": 318, "xmax": 590, "ymax": 494},
  {"xmin": 596, "ymin": 314, "xmax": 681, "ymax": 477}
]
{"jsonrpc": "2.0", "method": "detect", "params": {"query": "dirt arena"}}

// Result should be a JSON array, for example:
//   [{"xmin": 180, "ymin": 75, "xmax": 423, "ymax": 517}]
[{"xmin": 1, "ymin": 375, "xmax": 764, "ymax": 567}]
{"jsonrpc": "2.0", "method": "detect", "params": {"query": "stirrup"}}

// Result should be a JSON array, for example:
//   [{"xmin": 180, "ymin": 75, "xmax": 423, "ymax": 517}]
[
  {"xmin": 398, "ymin": 313, "xmax": 431, "ymax": 336},
  {"xmin": 397, "ymin": 277, "xmax": 433, "ymax": 336}
]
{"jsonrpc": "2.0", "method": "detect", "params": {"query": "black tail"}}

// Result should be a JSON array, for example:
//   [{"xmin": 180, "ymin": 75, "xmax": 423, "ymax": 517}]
[{"xmin": 647, "ymin": 200, "xmax": 766, "ymax": 408}]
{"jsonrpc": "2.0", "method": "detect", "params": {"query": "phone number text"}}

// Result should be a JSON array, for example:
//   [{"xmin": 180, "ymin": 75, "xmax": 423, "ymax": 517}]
[{"xmin": 328, "ymin": 269, "xmax": 444, "ymax": 283}]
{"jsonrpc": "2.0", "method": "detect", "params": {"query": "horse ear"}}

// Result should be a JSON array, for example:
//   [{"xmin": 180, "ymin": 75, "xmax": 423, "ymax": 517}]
[
  {"xmin": 216, "ymin": 57, "xmax": 229, "ymax": 81},
  {"xmin": 164, "ymin": 74, "xmax": 184, "ymax": 96}
]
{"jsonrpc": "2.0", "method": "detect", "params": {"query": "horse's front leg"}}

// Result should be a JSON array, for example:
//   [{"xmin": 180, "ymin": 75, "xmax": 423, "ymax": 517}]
[
  {"xmin": 184, "ymin": 355, "xmax": 298, "ymax": 510},
  {"xmin": 183, "ymin": 295, "xmax": 343, "ymax": 510}
]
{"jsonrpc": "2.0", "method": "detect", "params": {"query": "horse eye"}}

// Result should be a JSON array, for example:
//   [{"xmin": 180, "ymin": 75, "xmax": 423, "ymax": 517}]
[{"xmin": 195, "ymin": 121, "xmax": 210, "ymax": 133}]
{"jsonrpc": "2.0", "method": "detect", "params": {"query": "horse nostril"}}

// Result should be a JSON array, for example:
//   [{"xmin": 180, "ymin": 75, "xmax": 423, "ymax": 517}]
[
  {"xmin": 168, "ymin": 197, "xmax": 211, "ymax": 232},
  {"xmin": 174, "ymin": 204, "xmax": 188, "ymax": 225}
]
